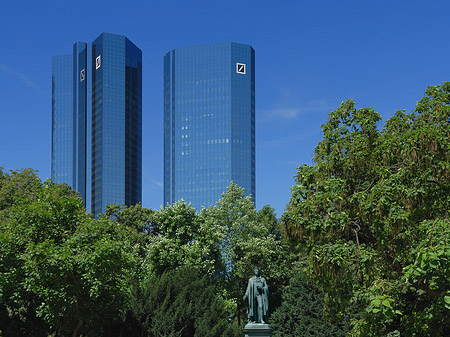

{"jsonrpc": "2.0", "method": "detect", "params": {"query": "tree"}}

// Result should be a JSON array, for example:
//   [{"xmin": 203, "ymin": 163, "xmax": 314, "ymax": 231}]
[
  {"xmin": 0, "ymin": 168, "xmax": 42, "ymax": 222},
  {"xmin": 201, "ymin": 182, "xmax": 290, "ymax": 325},
  {"xmin": 145, "ymin": 200, "xmax": 221, "ymax": 276},
  {"xmin": 129, "ymin": 267, "xmax": 239, "ymax": 337},
  {"xmin": 282, "ymin": 83, "xmax": 450, "ymax": 336},
  {"xmin": 105, "ymin": 203, "xmax": 153, "ymax": 233},
  {"xmin": 143, "ymin": 184, "xmax": 290, "ymax": 327},
  {"xmin": 104, "ymin": 203, "xmax": 153, "ymax": 258},
  {"xmin": 271, "ymin": 270, "xmax": 347, "ymax": 337},
  {"xmin": 257, "ymin": 205, "xmax": 282, "ymax": 240},
  {"xmin": 0, "ymin": 179, "xmax": 139, "ymax": 336},
  {"xmin": 0, "ymin": 169, "xmax": 54, "ymax": 336}
]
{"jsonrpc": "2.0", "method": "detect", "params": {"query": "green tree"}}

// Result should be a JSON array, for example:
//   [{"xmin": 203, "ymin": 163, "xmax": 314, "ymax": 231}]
[
  {"xmin": 283, "ymin": 83, "xmax": 450, "ymax": 336},
  {"xmin": 0, "ymin": 168, "xmax": 42, "ymax": 222},
  {"xmin": 257, "ymin": 205, "xmax": 282, "ymax": 240},
  {"xmin": 143, "ymin": 184, "xmax": 290, "ymax": 327},
  {"xmin": 145, "ymin": 200, "xmax": 221, "ymax": 276},
  {"xmin": 202, "ymin": 182, "xmax": 290, "ymax": 325},
  {"xmin": 104, "ymin": 203, "xmax": 153, "ymax": 259},
  {"xmin": 129, "ymin": 267, "xmax": 238, "ymax": 337},
  {"xmin": 0, "ymin": 179, "xmax": 139, "ymax": 336},
  {"xmin": 271, "ymin": 270, "xmax": 347, "ymax": 337},
  {"xmin": 0, "ymin": 169, "xmax": 56, "ymax": 336},
  {"xmin": 105, "ymin": 203, "xmax": 153, "ymax": 233}
]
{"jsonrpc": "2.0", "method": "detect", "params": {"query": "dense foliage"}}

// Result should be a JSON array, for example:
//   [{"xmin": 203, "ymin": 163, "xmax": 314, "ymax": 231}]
[
  {"xmin": 271, "ymin": 270, "xmax": 347, "ymax": 336},
  {"xmin": 0, "ymin": 170, "xmax": 139, "ymax": 336},
  {"xmin": 199, "ymin": 185, "xmax": 290, "ymax": 324},
  {"xmin": 0, "ymin": 171, "xmax": 287, "ymax": 336},
  {"xmin": 282, "ymin": 83, "xmax": 450, "ymax": 336},
  {"xmin": 2, "ymin": 82, "xmax": 450, "ymax": 336},
  {"xmin": 140, "ymin": 184, "xmax": 290, "ymax": 325},
  {"xmin": 127, "ymin": 267, "xmax": 239, "ymax": 337}
]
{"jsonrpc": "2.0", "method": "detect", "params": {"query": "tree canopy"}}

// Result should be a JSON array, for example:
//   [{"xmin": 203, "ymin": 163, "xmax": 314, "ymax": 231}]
[
  {"xmin": 2, "ymin": 82, "xmax": 450, "ymax": 336},
  {"xmin": 282, "ymin": 83, "xmax": 450, "ymax": 336},
  {"xmin": 0, "ymin": 171, "xmax": 140, "ymax": 337},
  {"xmin": 271, "ymin": 270, "xmax": 347, "ymax": 337},
  {"xmin": 128, "ymin": 267, "xmax": 238, "ymax": 337}
]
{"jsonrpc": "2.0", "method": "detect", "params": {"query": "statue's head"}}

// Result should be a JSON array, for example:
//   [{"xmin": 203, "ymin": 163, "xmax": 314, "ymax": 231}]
[{"xmin": 253, "ymin": 267, "xmax": 260, "ymax": 276}]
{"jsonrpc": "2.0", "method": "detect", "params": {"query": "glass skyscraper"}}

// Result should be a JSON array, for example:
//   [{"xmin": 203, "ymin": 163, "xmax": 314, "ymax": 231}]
[
  {"xmin": 164, "ymin": 42, "xmax": 255, "ymax": 210},
  {"xmin": 52, "ymin": 33, "xmax": 142, "ymax": 215}
]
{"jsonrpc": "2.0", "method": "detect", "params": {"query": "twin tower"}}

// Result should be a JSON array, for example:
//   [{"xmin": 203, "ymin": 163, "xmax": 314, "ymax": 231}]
[{"xmin": 52, "ymin": 33, "xmax": 255, "ymax": 215}]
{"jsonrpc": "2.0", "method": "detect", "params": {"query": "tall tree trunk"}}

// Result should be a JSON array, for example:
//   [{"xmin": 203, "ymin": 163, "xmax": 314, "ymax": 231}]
[{"xmin": 72, "ymin": 319, "xmax": 83, "ymax": 337}]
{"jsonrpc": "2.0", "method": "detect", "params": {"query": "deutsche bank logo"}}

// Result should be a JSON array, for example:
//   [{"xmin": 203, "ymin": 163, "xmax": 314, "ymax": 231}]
[
  {"xmin": 80, "ymin": 69, "xmax": 85, "ymax": 82},
  {"xmin": 236, "ymin": 63, "xmax": 246, "ymax": 74},
  {"xmin": 96, "ymin": 55, "xmax": 101, "ymax": 69}
]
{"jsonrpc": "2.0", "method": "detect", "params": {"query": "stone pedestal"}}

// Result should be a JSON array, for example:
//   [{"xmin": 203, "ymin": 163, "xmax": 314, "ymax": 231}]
[{"xmin": 242, "ymin": 323, "xmax": 272, "ymax": 337}]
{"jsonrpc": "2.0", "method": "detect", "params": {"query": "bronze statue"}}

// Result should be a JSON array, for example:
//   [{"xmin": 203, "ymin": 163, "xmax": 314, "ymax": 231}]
[{"xmin": 243, "ymin": 267, "xmax": 269, "ymax": 324}]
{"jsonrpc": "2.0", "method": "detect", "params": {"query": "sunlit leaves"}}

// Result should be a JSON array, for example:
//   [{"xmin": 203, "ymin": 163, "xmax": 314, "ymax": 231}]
[
  {"xmin": 0, "ymin": 179, "xmax": 139, "ymax": 336},
  {"xmin": 283, "ymin": 83, "xmax": 450, "ymax": 335}
]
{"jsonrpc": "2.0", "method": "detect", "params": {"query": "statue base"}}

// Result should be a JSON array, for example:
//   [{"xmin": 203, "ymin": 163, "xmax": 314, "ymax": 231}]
[{"xmin": 243, "ymin": 323, "xmax": 272, "ymax": 337}]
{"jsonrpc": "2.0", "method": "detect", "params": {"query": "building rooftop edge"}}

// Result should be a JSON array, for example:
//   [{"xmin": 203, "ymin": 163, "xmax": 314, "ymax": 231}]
[{"xmin": 165, "ymin": 41, "xmax": 254, "ymax": 55}]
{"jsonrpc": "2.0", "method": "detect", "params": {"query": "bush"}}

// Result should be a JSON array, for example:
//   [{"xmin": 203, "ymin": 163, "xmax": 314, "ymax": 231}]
[
  {"xmin": 271, "ymin": 271, "xmax": 347, "ymax": 337},
  {"xmin": 129, "ymin": 267, "xmax": 239, "ymax": 337}
]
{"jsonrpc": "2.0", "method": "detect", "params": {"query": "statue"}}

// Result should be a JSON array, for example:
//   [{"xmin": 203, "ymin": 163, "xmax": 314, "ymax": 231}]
[{"xmin": 243, "ymin": 267, "xmax": 269, "ymax": 324}]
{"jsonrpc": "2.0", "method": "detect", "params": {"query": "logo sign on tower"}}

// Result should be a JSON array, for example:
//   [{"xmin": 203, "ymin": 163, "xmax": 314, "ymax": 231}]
[
  {"xmin": 96, "ymin": 55, "xmax": 101, "ymax": 69},
  {"xmin": 80, "ymin": 69, "xmax": 85, "ymax": 82},
  {"xmin": 236, "ymin": 63, "xmax": 246, "ymax": 74}
]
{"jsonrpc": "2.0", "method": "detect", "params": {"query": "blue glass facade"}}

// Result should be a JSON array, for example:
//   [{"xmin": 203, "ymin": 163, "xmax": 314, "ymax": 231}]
[
  {"xmin": 52, "ymin": 55, "xmax": 74, "ymax": 187},
  {"xmin": 73, "ymin": 42, "xmax": 88, "ymax": 203},
  {"xmin": 164, "ymin": 42, "xmax": 255, "ymax": 210},
  {"xmin": 52, "ymin": 33, "xmax": 142, "ymax": 215}
]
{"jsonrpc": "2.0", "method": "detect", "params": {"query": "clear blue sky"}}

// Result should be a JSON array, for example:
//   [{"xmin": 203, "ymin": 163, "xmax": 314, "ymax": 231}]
[{"xmin": 1, "ymin": 0, "xmax": 450, "ymax": 217}]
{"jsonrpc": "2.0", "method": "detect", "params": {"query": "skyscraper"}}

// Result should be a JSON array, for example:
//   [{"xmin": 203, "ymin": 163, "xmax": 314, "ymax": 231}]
[
  {"xmin": 164, "ymin": 42, "xmax": 255, "ymax": 210},
  {"xmin": 52, "ymin": 33, "xmax": 142, "ymax": 215}
]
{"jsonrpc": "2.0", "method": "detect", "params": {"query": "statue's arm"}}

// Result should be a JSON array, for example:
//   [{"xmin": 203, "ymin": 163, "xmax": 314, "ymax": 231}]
[
  {"xmin": 262, "ymin": 277, "xmax": 268, "ymax": 291},
  {"xmin": 243, "ymin": 280, "xmax": 250, "ymax": 301}
]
